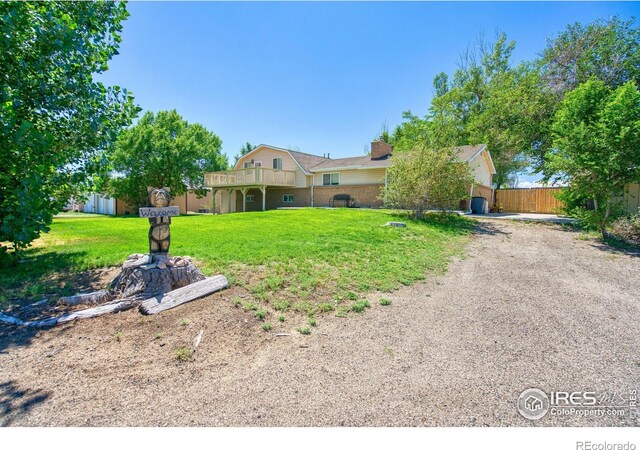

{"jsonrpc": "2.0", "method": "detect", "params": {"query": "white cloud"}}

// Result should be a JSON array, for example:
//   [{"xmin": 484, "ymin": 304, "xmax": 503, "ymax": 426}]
[
  {"xmin": 517, "ymin": 180, "xmax": 545, "ymax": 188},
  {"xmin": 516, "ymin": 180, "xmax": 568, "ymax": 188}
]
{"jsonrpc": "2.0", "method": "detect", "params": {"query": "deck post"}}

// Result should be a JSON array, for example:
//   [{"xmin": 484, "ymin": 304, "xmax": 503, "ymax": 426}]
[
  {"xmin": 259, "ymin": 186, "xmax": 266, "ymax": 211},
  {"xmin": 211, "ymin": 189, "xmax": 217, "ymax": 214},
  {"xmin": 227, "ymin": 188, "xmax": 232, "ymax": 213},
  {"xmin": 240, "ymin": 188, "xmax": 248, "ymax": 212}
]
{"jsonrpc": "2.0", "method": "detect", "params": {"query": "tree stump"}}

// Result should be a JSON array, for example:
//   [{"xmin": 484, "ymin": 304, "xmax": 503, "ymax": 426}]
[{"xmin": 0, "ymin": 254, "xmax": 224, "ymax": 328}]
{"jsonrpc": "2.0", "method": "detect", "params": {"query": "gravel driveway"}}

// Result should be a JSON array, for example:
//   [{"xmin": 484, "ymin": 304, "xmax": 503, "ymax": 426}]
[{"xmin": 1, "ymin": 219, "xmax": 639, "ymax": 426}]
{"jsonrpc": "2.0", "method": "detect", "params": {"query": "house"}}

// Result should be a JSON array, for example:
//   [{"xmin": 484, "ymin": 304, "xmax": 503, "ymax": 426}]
[
  {"xmin": 82, "ymin": 193, "xmax": 116, "ymax": 215},
  {"xmin": 204, "ymin": 141, "xmax": 497, "ymax": 213}
]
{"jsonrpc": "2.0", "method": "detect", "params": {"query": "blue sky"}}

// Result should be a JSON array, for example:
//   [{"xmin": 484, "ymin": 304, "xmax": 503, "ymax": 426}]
[{"xmin": 98, "ymin": 1, "xmax": 639, "ymax": 184}]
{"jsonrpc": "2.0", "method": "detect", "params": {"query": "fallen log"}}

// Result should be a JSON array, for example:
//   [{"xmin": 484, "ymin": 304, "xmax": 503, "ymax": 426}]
[
  {"xmin": 0, "ymin": 297, "xmax": 142, "ymax": 328},
  {"xmin": 0, "ymin": 312, "xmax": 24, "ymax": 326},
  {"xmin": 59, "ymin": 290, "xmax": 113, "ymax": 307},
  {"xmin": 139, "ymin": 275, "xmax": 228, "ymax": 315}
]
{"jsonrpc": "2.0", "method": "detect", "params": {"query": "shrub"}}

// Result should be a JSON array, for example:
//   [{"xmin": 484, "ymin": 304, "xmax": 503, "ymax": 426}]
[
  {"xmin": 379, "ymin": 298, "xmax": 392, "ymax": 306},
  {"xmin": 262, "ymin": 323, "xmax": 272, "ymax": 332},
  {"xmin": 297, "ymin": 327, "xmax": 311, "ymax": 335},
  {"xmin": 254, "ymin": 309, "xmax": 267, "ymax": 321},
  {"xmin": 308, "ymin": 317, "xmax": 317, "ymax": 327},
  {"xmin": 609, "ymin": 212, "xmax": 640, "ymax": 246}
]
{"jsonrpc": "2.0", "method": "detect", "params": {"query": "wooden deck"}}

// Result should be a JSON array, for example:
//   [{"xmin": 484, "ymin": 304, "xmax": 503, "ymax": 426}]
[{"xmin": 205, "ymin": 167, "xmax": 296, "ymax": 188}]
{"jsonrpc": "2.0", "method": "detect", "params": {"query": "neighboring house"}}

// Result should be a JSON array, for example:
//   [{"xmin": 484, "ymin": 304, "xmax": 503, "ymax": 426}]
[
  {"xmin": 83, "ymin": 193, "xmax": 116, "ymax": 215},
  {"xmin": 114, "ymin": 191, "xmax": 214, "ymax": 215},
  {"xmin": 204, "ymin": 141, "xmax": 497, "ymax": 213}
]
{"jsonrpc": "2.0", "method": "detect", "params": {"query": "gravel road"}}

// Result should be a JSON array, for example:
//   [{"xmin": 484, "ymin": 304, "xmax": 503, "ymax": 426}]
[{"xmin": 1, "ymin": 219, "xmax": 639, "ymax": 426}]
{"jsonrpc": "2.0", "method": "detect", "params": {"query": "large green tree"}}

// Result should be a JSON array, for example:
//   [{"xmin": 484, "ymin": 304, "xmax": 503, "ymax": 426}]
[
  {"xmin": 546, "ymin": 79, "xmax": 640, "ymax": 236},
  {"xmin": 530, "ymin": 16, "xmax": 640, "ymax": 176},
  {"xmin": 107, "ymin": 110, "xmax": 227, "ymax": 207},
  {"xmin": 390, "ymin": 34, "xmax": 550, "ymax": 188},
  {"xmin": 541, "ymin": 17, "xmax": 640, "ymax": 96},
  {"xmin": 0, "ymin": 1, "xmax": 137, "ymax": 258}
]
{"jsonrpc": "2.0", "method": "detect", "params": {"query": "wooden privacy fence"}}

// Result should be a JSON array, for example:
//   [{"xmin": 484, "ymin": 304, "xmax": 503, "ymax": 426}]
[{"xmin": 495, "ymin": 188, "xmax": 566, "ymax": 214}]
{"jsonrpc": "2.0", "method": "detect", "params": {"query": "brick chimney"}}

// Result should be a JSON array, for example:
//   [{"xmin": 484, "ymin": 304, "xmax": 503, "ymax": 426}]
[{"xmin": 371, "ymin": 140, "xmax": 393, "ymax": 160}]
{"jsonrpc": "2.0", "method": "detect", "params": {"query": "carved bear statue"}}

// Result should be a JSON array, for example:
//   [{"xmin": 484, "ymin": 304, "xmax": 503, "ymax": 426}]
[{"xmin": 147, "ymin": 187, "xmax": 172, "ymax": 255}]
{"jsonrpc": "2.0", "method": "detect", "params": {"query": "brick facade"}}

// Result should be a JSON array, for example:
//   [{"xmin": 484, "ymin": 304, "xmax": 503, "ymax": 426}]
[
  {"xmin": 231, "ymin": 185, "xmax": 384, "ymax": 211},
  {"xmin": 234, "ymin": 188, "xmax": 264, "ymax": 212},
  {"xmin": 313, "ymin": 184, "xmax": 384, "ymax": 208},
  {"xmin": 266, "ymin": 188, "xmax": 310, "ymax": 210}
]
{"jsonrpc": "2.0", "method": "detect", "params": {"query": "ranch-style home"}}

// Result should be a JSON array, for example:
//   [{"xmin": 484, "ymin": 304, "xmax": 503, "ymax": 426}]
[{"xmin": 204, "ymin": 141, "xmax": 497, "ymax": 214}]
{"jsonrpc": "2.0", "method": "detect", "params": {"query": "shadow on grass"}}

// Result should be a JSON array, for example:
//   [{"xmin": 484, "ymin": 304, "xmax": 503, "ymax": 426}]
[
  {"xmin": 590, "ymin": 238, "xmax": 640, "ymax": 258},
  {"xmin": 388, "ymin": 211, "xmax": 476, "ymax": 235},
  {"xmin": 0, "ymin": 380, "xmax": 51, "ymax": 426},
  {"xmin": 0, "ymin": 250, "xmax": 92, "ymax": 306}
]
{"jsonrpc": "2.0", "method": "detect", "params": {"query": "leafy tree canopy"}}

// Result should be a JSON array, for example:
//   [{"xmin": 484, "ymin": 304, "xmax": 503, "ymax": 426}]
[
  {"xmin": 541, "ymin": 17, "xmax": 640, "ymax": 96},
  {"xmin": 546, "ymin": 79, "xmax": 640, "ymax": 235},
  {"xmin": 0, "ymin": 1, "xmax": 137, "ymax": 258},
  {"xmin": 390, "ymin": 33, "xmax": 550, "ymax": 188},
  {"xmin": 107, "ymin": 110, "xmax": 227, "ymax": 207}
]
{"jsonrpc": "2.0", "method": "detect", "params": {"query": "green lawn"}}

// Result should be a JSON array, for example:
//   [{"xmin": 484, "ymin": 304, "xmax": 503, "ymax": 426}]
[{"xmin": 0, "ymin": 209, "xmax": 473, "ymax": 314}]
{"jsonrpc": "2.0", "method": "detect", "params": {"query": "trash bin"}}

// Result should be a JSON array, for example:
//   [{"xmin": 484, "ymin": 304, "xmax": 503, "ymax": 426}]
[{"xmin": 471, "ymin": 196, "xmax": 487, "ymax": 214}]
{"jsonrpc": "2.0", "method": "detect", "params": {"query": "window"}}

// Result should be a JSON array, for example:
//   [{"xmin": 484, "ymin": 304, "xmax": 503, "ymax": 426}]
[
  {"xmin": 322, "ymin": 173, "xmax": 340, "ymax": 186},
  {"xmin": 246, "ymin": 195, "xmax": 255, "ymax": 202},
  {"xmin": 273, "ymin": 157, "xmax": 283, "ymax": 170},
  {"xmin": 282, "ymin": 194, "xmax": 294, "ymax": 203},
  {"xmin": 243, "ymin": 161, "xmax": 262, "ymax": 168}
]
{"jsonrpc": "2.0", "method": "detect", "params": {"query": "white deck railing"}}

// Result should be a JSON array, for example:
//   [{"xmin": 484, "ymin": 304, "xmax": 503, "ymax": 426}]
[{"xmin": 204, "ymin": 167, "xmax": 296, "ymax": 187}]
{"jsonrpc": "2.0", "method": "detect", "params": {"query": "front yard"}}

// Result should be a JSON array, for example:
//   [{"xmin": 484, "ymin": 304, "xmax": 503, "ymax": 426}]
[{"xmin": 0, "ymin": 209, "xmax": 472, "ymax": 320}]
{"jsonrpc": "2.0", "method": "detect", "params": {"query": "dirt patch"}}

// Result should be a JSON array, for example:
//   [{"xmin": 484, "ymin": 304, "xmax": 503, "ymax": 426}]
[{"xmin": 1, "ymin": 219, "xmax": 639, "ymax": 426}]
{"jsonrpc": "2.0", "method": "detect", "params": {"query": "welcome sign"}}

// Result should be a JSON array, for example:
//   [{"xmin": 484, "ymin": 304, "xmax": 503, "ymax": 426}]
[{"xmin": 139, "ymin": 206, "xmax": 180, "ymax": 218}]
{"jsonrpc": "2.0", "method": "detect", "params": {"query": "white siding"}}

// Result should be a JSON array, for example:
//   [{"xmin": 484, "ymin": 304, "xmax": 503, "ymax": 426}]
[
  {"xmin": 236, "ymin": 146, "xmax": 307, "ymax": 187},
  {"xmin": 469, "ymin": 151, "xmax": 493, "ymax": 187},
  {"xmin": 84, "ymin": 194, "xmax": 115, "ymax": 215},
  {"xmin": 313, "ymin": 168, "xmax": 386, "ymax": 186},
  {"xmin": 295, "ymin": 169, "xmax": 308, "ymax": 188}
]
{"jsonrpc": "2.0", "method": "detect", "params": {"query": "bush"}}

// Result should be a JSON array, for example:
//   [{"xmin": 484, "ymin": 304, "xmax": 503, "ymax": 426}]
[{"xmin": 609, "ymin": 212, "xmax": 640, "ymax": 246}]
